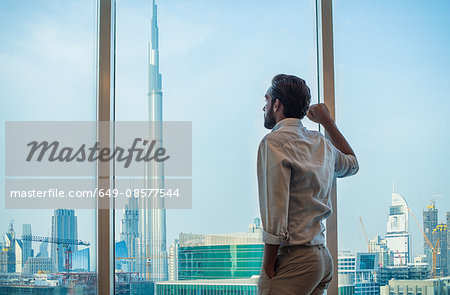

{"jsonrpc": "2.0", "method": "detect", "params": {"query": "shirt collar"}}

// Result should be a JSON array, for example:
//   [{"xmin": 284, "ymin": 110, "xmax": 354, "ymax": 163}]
[{"xmin": 271, "ymin": 118, "xmax": 304, "ymax": 132}]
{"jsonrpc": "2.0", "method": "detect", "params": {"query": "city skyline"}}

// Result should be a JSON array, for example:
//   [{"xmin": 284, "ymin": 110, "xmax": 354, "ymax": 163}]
[{"xmin": 0, "ymin": 0, "xmax": 449, "ymax": 285}]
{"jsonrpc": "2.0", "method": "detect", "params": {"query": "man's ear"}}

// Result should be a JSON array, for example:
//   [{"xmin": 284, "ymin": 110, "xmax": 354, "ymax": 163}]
[{"xmin": 273, "ymin": 99, "xmax": 280, "ymax": 113}]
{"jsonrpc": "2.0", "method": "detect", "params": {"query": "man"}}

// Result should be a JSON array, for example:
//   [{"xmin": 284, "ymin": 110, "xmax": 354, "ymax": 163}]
[{"xmin": 257, "ymin": 74, "xmax": 359, "ymax": 295}]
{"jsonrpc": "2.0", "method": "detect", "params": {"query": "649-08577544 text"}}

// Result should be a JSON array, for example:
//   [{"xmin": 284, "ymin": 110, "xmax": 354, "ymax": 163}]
[{"xmin": 9, "ymin": 188, "xmax": 181, "ymax": 199}]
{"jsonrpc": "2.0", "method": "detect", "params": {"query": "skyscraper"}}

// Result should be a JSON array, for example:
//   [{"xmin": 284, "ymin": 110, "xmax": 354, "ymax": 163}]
[
  {"xmin": 385, "ymin": 192, "xmax": 411, "ymax": 266},
  {"xmin": 423, "ymin": 203, "xmax": 438, "ymax": 272},
  {"xmin": 120, "ymin": 195, "xmax": 139, "ymax": 272},
  {"xmin": 137, "ymin": 0, "xmax": 168, "ymax": 281},
  {"xmin": 14, "ymin": 239, "xmax": 23, "ymax": 273},
  {"xmin": 22, "ymin": 224, "xmax": 32, "ymax": 264},
  {"xmin": 3, "ymin": 221, "xmax": 16, "ymax": 273},
  {"xmin": 447, "ymin": 212, "xmax": 450, "ymax": 276},
  {"xmin": 433, "ymin": 224, "xmax": 447, "ymax": 277},
  {"xmin": 51, "ymin": 209, "xmax": 78, "ymax": 272}
]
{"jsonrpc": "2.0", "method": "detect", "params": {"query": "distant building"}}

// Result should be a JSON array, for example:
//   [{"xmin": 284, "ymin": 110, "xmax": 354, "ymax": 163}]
[
  {"xmin": 168, "ymin": 239, "xmax": 179, "ymax": 281},
  {"xmin": 424, "ymin": 203, "xmax": 438, "ymax": 272},
  {"xmin": 120, "ymin": 195, "xmax": 138, "ymax": 273},
  {"xmin": 380, "ymin": 276, "xmax": 450, "ymax": 295},
  {"xmin": 249, "ymin": 218, "xmax": 262, "ymax": 233},
  {"xmin": 423, "ymin": 203, "xmax": 448, "ymax": 277},
  {"xmin": 177, "ymin": 222, "xmax": 263, "ymax": 280},
  {"xmin": 1, "ymin": 223, "xmax": 33, "ymax": 274},
  {"xmin": 137, "ymin": 0, "xmax": 168, "ymax": 282},
  {"xmin": 2, "ymin": 221, "xmax": 17, "ymax": 273},
  {"xmin": 156, "ymin": 277, "xmax": 258, "ymax": 294},
  {"xmin": 377, "ymin": 265, "xmax": 430, "ymax": 287},
  {"xmin": 36, "ymin": 242, "xmax": 49, "ymax": 258},
  {"xmin": 51, "ymin": 209, "xmax": 78, "ymax": 272},
  {"xmin": 166, "ymin": 220, "xmax": 262, "ymax": 282},
  {"xmin": 72, "ymin": 248, "xmax": 90, "ymax": 272},
  {"xmin": 433, "ymin": 224, "xmax": 447, "ymax": 277},
  {"xmin": 115, "ymin": 240, "xmax": 128, "ymax": 272},
  {"xmin": 385, "ymin": 192, "xmax": 411, "ymax": 266},
  {"xmin": 0, "ymin": 250, "xmax": 7, "ymax": 273},
  {"xmin": 0, "ymin": 273, "xmax": 95, "ymax": 293},
  {"xmin": 355, "ymin": 253, "xmax": 379, "ymax": 295},
  {"xmin": 338, "ymin": 251, "xmax": 356, "ymax": 295},
  {"xmin": 15, "ymin": 239, "xmax": 23, "ymax": 273},
  {"xmin": 369, "ymin": 236, "xmax": 393, "ymax": 268},
  {"xmin": 447, "ymin": 212, "xmax": 450, "ymax": 276},
  {"xmin": 23, "ymin": 257, "xmax": 53, "ymax": 274},
  {"xmin": 178, "ymin": 232, "xmax": 263, "ymax": 280},
  {"xmin": 22, "ymin": 224, "xmax": 33, "ymax": 264},
  {"xmin": 178, "ymin": 230, "xmax": 262, "ymax": 247}
]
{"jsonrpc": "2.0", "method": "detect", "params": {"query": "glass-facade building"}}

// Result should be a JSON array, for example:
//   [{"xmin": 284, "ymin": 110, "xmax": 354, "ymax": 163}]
[
  {"xmin": 51, "ymin": 209, "xmax": 78, "ymax": 272},
  {"xmin": 72, "ymin": 248, "xmax": 90, "ymax": 272},
  {"xmin": 355, "ymin": 253, "xmax": 379, "ymax": 295},
  {"xmin": 339, "ymin": 286, "xmax": 355, "ymax": 295},
  {"xmin": 178, "ymin": 244, "xmax": 263, "ymax": 280},
  {"xmin": 339, "ymin": 251, "xmax": 356, "ymax": 294},
  {"xmin": 156, "ymin": 278, "xmax": 258, "ymax": 295}
]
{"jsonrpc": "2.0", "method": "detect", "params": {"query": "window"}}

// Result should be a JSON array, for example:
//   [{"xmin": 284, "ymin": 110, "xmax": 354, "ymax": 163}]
[
  {"xmin": 0, "ymin": 0, "xmax": 97, "ymax": 293},
  {"xmin": 113, "ymin": 0, "xmax": 320, "ymax": 292},
  {"xmin": 335, "ymin": 0, "xmax": 450, "ymax": 291},
  {"xmin": 2, "ymin": 0, "xmax": 339, "ymax": 293}
]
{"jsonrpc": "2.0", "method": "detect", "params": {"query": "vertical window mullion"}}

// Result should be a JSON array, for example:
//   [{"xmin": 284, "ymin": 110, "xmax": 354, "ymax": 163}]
[
  {"xmin": 317, "ymin": 0, "xmax": 338, "ymax": 294},
  {"xmin": 97, "ymin": 0, "xmax": 114, "ymax": 294}
]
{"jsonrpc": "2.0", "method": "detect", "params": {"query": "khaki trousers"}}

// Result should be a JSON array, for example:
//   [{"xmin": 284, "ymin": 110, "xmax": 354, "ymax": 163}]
[{"xmin": 258, "ymin": 244, "xmax": 333, "ymax": 295}]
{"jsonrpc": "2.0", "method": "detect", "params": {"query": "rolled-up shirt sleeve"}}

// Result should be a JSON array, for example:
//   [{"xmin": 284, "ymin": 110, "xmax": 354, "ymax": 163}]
[
  {"xmin": 334, "ymin": 148, "xmax": 359, "ymax": 178},
  {"xmin": 257, "ymin": 138, "xmax": 291, "ymax": 245}
]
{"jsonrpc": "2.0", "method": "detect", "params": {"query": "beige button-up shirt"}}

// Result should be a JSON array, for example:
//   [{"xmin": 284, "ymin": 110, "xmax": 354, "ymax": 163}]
[{"xmin": 257, "ymin": 118, "xmax": 359, "ymax": 247}]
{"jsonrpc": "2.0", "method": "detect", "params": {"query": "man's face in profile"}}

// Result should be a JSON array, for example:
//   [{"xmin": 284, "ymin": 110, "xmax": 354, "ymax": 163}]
[{"xmin": 263, "ymin": 87, "xmax": 276, "ymax": 129}]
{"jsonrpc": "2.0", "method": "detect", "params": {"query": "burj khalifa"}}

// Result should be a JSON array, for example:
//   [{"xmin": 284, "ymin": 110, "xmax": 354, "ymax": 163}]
[{"xmin": 137, "ymin": 0, "xmax": 168, "ymax": 281}]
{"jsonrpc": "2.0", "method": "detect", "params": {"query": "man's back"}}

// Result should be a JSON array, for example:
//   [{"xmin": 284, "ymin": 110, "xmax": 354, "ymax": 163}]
[{"xmin": 257, "ymin": 118, "xmax": 359, "ymax": 247}]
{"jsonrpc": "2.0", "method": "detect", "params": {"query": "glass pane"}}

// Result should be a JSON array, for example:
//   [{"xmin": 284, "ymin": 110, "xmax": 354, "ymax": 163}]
[
  {"xmin": 0, "ymin": 0, "xmax": 97, "ymax": 293},
  {"xmin": 334, "ymin": 0, "xmax": 450, "ymax": 292},
  {"xmin": 115, "ymin": 0, "xmax": 319, "ymax": 293}
]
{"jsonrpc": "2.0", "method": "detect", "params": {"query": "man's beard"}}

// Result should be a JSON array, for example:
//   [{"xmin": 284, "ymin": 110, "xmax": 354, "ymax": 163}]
[{"xmin": 264, "ymin": 105, "xmax": 276, "ymax": 129}]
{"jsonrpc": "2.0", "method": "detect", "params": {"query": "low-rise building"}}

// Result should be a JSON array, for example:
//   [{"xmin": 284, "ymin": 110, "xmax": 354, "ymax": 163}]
[{"xmin": 380, "ymin": 276, "xmax": 450, "ymax": 295}]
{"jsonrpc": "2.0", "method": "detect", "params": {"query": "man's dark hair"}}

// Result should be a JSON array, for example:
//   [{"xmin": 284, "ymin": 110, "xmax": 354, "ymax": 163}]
[{"xmin": 270, "ymin": 74, "xmax": 311, "ymax": 119}]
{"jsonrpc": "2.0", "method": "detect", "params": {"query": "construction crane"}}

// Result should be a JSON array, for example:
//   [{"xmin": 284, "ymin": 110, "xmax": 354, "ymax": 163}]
[
  {"xmin": 433, "ymin": 238, "xmax": 440, "ymax": 277},
  {"xmin": 21, "ymin": 235, "xmax": 90, "ymax": 246},
  {"xmin": 406, "ymin": 206, "xmax": 439, "ymax": 278},
  {"xmin": 21, "ymin": 235, "xmax": 90, "ymax": 277},
  {"xmin": 359, "ymin": 216, "xmax": 371, "ymax": 252}
]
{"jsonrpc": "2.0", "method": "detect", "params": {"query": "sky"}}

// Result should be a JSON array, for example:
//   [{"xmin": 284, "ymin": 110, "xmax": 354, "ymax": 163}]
[{"xmin": 0, "ymin": 0, "xmax": 449, "ymax": 271}]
